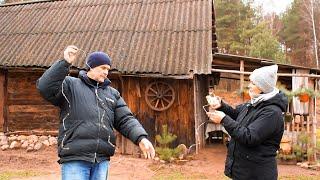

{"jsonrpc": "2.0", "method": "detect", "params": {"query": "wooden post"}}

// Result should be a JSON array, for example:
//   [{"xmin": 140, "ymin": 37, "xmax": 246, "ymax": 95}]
[
  {"xmin": 300, "ymin": 115, "xmax": 304, "ymax": 131},
  {"xmin": 296, "ymin": 116, "xmax": 300, "ymax": 132},
  {"xmin": 0, "ymin": 71, "xmax": 4, "ymax": 131},
  {"xmin": 2, "ymin": 70, "xmax": 8, "ymax": 132},
  {"xmin": 193, "ymin": 76, "xmax": 199, "ymax": 154},
  {"xmin": 240, "ymin": 60, "xmax": 244, "ymax": 99},
  {"xmin": 308, "ymin": 80, "xmax": 317, "ymax": 164},
  {"xmin": 307, "ymin": 116, "xmax": 310, "ymax": 134}
]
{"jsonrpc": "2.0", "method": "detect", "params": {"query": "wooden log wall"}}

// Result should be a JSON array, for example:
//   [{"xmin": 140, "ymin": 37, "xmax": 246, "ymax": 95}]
[
  {"xmin": 3, "ymin": 71, "xmax": 197, "ymax": 155},
  {"xmin": 119, "ymin": 77, "xmax": 195, "ymax": 149},
  {"xmin": 6, "ymin": 71, "xmax": 59, "ymax": 131}
]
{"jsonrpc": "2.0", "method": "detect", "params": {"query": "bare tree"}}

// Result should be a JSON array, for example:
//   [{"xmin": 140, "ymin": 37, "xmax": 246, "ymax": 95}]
[{"xmin": 301, "ymin": 0, "xmax": 319, "ymax": 68}]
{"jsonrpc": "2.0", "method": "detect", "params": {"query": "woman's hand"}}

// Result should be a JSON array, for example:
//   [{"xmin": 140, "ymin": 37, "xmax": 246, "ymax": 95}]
[
  {"xmin": 206, "ymin": 110, "xmax": 226, "ymax": 124},
  {"xmin": 206, "ymin": 95, "xmax": 222, "ymax": 109}
]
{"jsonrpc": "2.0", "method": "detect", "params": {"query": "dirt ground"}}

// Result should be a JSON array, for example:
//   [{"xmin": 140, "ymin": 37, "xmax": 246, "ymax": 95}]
[
  {"xmin": 1, "ymin": 144, "xmax": 320, "ymax": 180},
  {"xmin": 1, "ymin": 90, "xmax": 320, "ymax": 179}
]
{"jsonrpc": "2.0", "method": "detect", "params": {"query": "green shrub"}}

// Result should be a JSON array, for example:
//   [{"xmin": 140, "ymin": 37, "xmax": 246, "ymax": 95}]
[{"xmin": 155, "ymin": 125, "xmax": 181, "ymax": 162}]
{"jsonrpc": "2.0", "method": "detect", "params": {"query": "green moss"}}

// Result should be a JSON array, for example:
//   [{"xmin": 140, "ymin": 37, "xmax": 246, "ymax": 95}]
[{"xmin": 0, "ymin": 171, "xmax": 47, "ymax": 180}]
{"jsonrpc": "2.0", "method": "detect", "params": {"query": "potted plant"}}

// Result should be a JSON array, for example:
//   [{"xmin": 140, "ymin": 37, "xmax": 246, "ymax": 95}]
[
  {"xmin": 277, "ymin": 153, "xmax": 297, "ymax": 165},
  {"xmin": 284, "ymin": 112, "xmax": 293, "ymax": 123},
  {"xmin": 238, "ymin": 87, "xmax": 250, "ymax": 101},
  {"xmin": 292, "ymin": 87, "xmax": 316, "ymax": 103},
  {"xmin": 277, "ymin": 83, "xmax": 294, "ymax": 102}
]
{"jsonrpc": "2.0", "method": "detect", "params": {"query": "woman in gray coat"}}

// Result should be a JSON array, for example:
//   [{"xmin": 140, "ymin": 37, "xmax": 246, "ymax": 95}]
[{"xmin": 207, "ymin": 65, "xmax": 287, "ymax": 180}]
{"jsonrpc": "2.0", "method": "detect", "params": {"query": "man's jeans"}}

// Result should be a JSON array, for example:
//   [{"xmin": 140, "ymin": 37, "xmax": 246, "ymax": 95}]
[{"xmin": 61, "ymin": 160, "xmax": 109, "ymax": 180}]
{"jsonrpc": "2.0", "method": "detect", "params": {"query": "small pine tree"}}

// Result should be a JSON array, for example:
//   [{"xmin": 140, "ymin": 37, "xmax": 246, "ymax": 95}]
[{"xmin": 155, "ymin": 125, "xmax": 181, "ymax": 162}]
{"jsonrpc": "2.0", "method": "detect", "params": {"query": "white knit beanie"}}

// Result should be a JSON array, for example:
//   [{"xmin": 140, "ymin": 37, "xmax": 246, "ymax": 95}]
[{"xmin": 249, "ymin": 65, "xmax": 278, "ymax": 93}]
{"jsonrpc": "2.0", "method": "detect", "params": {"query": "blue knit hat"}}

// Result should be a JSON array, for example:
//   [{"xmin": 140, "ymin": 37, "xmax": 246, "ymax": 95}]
[{"xmin": 86, "ymin": 51, "xmax": 111, "ymax": 69}]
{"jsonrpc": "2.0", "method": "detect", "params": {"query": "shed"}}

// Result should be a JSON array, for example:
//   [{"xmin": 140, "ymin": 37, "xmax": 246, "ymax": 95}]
[{"xmin": 0, "ymin": 0, "xmax": 217, "ymax": 153}]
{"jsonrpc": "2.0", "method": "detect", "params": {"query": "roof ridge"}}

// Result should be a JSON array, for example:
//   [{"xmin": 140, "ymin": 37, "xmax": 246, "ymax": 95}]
[{"xmin": 0, "ymin": 0, "xmax": 60, "ymax": 7}]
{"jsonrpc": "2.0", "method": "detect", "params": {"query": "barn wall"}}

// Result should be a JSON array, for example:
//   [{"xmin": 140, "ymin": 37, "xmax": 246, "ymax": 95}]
[
  {"xmin": 0, "ymin": 70, "xmax": 5, "ymax": 131},
  {"xmin": 120, "ymin": 77, "xmax": 195, "ymax": 148},
  {"xmin": 6, "ymin": 71, "xmax": 59, "ymax": 131},
  {"xmin": 4, "ymin": 71, "xmax": 196, "ymax": 153}
]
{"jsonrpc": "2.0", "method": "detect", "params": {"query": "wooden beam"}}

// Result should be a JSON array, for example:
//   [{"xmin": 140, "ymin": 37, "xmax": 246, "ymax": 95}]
[
  {"xmin": 240, "ymin": 60, "xmax": 244, "ymax": 93},
  {"xmin": 4, "ymin": 130, "xmax": 58, "ymax": 136},
  {"xmin": 212, "ymin": 68, "xmax": 320, "ymax": 78}
]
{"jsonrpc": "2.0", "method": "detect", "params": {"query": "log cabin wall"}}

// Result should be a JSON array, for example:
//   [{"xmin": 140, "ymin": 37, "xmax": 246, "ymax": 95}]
[
  {"xmin": 3, "ymin": 71, "xmax": 196, "ymax": 154},
  {"xmin": 6, "ymin": 71, "xmax": 59, "ymax": 131},
  {"xmin": 119, "ymin": 76, "xmax": 195, "ymax": 148}
]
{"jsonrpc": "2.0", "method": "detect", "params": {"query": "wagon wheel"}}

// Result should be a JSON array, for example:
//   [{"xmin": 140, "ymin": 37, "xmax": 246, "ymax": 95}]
[{"xmin": 145, "ymin": 81, "xmax": 175, "ymax": 111}]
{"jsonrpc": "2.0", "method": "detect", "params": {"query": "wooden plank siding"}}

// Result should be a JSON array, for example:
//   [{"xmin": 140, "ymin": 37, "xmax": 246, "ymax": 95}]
[
  {"xmin": 193, "ymin": 75, "xmax": 209, "ymax": 151},
  {"xmin": 6, "ymin": 72, "xmax": 59, "ymax": 131},
  {"xmin": 120, "ymin": 77, "xmax": 196, "ymax": 148}
]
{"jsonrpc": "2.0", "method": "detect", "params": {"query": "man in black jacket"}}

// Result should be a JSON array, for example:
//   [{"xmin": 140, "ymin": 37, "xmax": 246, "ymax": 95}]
[
  {"xmin": 37, "ymin": 45, "xmax": 155, "ymax": 180},
  {"xmin": 207, "ymin": 65, "xmax": 287, "ymax": 180}
]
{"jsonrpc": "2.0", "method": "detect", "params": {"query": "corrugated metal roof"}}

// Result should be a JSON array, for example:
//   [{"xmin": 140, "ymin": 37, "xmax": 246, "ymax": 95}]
[{"xmin": 0, "ymin": 0, "xmax": 214, "ymax": 75}]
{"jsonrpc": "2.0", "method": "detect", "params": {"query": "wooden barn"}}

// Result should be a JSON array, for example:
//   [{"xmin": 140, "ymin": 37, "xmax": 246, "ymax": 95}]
[
  {"xmin": 1, "ymin": 0, "xmax": 319, "ymax": 159},
  {"xmin": 0, "ymin": 0, "xmax": 218, "ymax": 153}
]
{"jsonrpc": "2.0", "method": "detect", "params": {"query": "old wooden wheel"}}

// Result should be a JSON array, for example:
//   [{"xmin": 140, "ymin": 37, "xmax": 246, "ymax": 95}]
[{"xmin": 145, "ymin": 81, "xmax": 175, "ymax": 111}]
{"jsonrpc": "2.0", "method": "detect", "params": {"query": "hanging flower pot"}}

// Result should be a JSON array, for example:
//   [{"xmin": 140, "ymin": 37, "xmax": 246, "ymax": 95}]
[
  {"xmin": 292, "ymin": 87, "xmax": 316, "ymax": 103},
  {"xmin": 242, "ymin": 91, "xmax": 251, "ymax": 101},
  {"xmin": 298, "ymin": 93, "xmax": 309, "ymax": 102}
]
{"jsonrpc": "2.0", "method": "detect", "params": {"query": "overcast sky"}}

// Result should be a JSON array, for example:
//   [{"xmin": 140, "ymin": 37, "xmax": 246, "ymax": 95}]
[{"xmin": 252, "ymin": 0, "xmax": 294, "ymax": 15}]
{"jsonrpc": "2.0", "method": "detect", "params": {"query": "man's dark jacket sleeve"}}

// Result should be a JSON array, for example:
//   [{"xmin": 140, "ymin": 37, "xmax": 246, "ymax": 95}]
[
  {"xmin": 114, "ymin": 95, "xmax": 148, "ymax": 144},
  {"xmin": 36, "ymin": 60, "xmax": 70, "ymax": 106}
]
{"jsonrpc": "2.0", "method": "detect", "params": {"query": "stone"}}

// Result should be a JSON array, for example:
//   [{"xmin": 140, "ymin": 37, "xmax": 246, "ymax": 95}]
[
  {"xmin": 9, "ymin": 141, "xmax": 21, "ymax": 149},
  {"xmin": 160, "ymin": 160, "xmax": 166, "ymax": 163},
  {"xmin": 42, "ymin": 140, "xmax": 50, "ymax": 146},
  {"xmin": 21, "ymin": 141, "xmax": 29, "ymax": 149},
  {"xmin": 178, "ymin": 154, "xmax": 184, "ymax": 160},
  {"xmin": 18, "ymin": 135, "xmax": 28, "ymax": 141},
  {"xmin": 28, "ymin": 135, "xmax": 38, "ymax": 143},
  {"xmin": 49, "ymin": 137, "xmax": 57, "ymax": 145},
  {"xmin": 0, "ymin": 135, "xmax": 8, "ymax": 146},
  {"xmin": 176, "ymin": 144, "xmax": 188, "ymax": 159},
  {"xmin": 39, "ymin": 136, "xmax": 48, "ymax": 142},
  {"xmin": 154, "ymin": 157, "xmax": 160, "ymax": 161},
  {"xmin": 0, "ymin": 132, "xmax": 4, "ymax": 136},
  {"xmin": 8, "ymin": 136, "xmax": 17, "ymax": 142},
  {"xmin": 26, "ymin": 146, "xmax": 34, "ymax": 152},
  {"xmin": 29, "ymin": 143, "xmax": 34, "ymax": 147},
  {"xmin": 34, "ymin": 142, "xmax": 42, "ymax": 151},
  {"xmin": 1, "ymin": 144, "xmax": 9, "ymax": 151}
]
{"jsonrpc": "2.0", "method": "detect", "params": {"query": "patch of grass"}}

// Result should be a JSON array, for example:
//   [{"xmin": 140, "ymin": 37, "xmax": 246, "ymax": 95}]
[
  {"xmin": 153, "ymin": 171, "xmax": 206, "ymax": 180},
  {"xmin": 152, "ymin": 171, "xmax": 227, "ymax": 180},
  {"xmin": 0, "ymin": 171, "xmax": 46, "ymax": 180},
  {"xmin": 280, "ymin": 175, "xmax": 320, "ymax": 180}
]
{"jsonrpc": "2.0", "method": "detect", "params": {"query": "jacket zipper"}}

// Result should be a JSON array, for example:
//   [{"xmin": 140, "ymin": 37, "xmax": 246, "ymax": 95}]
[
  {"xmin": 230, "ymin": 105, "xmax": 250, "ymax": 175},
  {"xmin": 61, "ymin": 80, "xmax": 70, "ymax": 150},
  {"xmin": 93, "ymin": 83, "xmax": 102, "ymax": 163}
]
